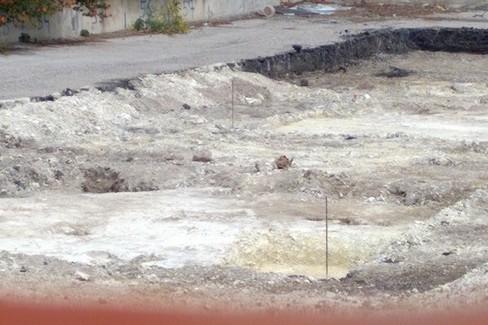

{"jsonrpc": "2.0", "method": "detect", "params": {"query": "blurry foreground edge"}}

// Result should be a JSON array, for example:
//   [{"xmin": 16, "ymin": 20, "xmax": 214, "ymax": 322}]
[{"xmin": 1, "ymin": 301, "xmax": 487, "ymax": 325}]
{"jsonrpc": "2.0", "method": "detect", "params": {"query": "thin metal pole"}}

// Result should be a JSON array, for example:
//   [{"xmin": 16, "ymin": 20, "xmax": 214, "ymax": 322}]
[
  {"xmin": 231, "ymin": 79, "xmax": 235, "ymax": 128},
  {"xmin": 325, "ymin": 196, "xmax": 329, "ymax": 279}
]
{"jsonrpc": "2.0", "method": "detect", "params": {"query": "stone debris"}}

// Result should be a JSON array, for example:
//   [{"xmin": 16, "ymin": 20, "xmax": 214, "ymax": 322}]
[
  {"xmin": 192, "ymin": 150, "xmax": 213, "ymax": 163},
  {"xmin": 81, "ymin": 166, "xmax": 128, "ymax": 193},
  {"xmin": 275, "ymin": 155, "xmax": 293, "ymax": 169},
  {"xmin": 75, "ymin": 271, "xmax": 90, "ymax": 281},
  {"xmin": 375, "ymin": 66, "xmax": 413, "ymax": 78}
]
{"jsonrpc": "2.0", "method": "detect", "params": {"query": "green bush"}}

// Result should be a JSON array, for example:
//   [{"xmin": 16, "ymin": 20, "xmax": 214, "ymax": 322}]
[
  {"xmin": 146, "ymin": 0, "xmax": 189, "ymax": 34},
  {"xmin": 18, "ymin": 32, "xmax": 31, "ymax": 43},
  {"xmin": 0, "ymin": 1, "xmax": 112, "ymax": 25},
  {"xmin": 133, "ymin": 18, "xmax": 145, "ymax": 31},
  {"xmin": 80, "ymin": 29, "xmax": 90, "ymax": 37}
]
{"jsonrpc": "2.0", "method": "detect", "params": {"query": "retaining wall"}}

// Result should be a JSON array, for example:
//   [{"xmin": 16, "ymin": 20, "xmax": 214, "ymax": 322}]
[{"xmin": 0, "ymin": 0, "xmax": 280, "ymax": 43}]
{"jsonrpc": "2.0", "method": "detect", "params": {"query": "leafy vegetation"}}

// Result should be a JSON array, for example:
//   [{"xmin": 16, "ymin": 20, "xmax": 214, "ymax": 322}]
[
  {"xmin": 80, "ymin": 28, "xmax": 90, "ymax": 37},
  {"xmin": 0, "ymin": 0, "xmax": 111, "ymax": 26},
  {"xmin": 18, "ymin": 32, "xmax": 32, "ymax": 43},
  {"xmin": 133, "ymin": 18, "xmax": 145, "ymax": 31},
  {"xmin": 144, "ymin": 0, "xmax": 189, "ymax": 35}
]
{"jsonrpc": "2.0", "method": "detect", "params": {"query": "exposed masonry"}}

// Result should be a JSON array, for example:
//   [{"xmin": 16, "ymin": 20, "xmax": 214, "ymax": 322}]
[{"xmin": 239, "ymin": 27, "xmax": 488, "ymax": 77}]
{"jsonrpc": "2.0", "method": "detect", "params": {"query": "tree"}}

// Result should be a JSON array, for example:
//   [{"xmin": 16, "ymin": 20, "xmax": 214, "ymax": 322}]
[{"xmin": 0, "ymin": 0, "xmax": 111, "ymax": 25}]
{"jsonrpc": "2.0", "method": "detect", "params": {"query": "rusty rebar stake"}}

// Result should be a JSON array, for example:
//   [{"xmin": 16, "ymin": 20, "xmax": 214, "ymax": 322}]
[
  {"xmin": 325, "ymin": 196, "xmax": 329, "ymax": 279},
  {"xmin": 231, "ymin": 79, "xmax": 235, "ymax": 128}
]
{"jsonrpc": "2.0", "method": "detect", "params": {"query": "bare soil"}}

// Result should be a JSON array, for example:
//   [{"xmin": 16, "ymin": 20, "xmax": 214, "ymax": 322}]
[{"xmin": 0, "ymin": 50, "xmax": 487, "ymax": 313}]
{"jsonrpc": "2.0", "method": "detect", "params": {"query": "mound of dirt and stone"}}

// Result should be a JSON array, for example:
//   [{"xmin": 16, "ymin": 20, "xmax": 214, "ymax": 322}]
[{"xmin": 0, "ymin": 49, "xmax": 487, "ymax": 313}]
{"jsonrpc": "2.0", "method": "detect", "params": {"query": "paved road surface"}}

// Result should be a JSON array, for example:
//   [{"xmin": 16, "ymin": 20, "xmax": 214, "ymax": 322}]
[{"xmin": 1, "ymin": 15, "xmax": 487, "ymax": 100}]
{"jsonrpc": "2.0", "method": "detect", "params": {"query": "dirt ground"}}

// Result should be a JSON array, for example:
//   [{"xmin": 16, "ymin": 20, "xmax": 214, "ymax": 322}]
[{"xmin": 1, "ymin": 9, "xmax": 488, "ymax": 315}]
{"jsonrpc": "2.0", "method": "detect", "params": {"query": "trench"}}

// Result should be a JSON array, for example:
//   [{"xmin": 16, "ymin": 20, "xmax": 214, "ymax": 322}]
[{"xmin": 239, "ymin": 27, "xmax": 488, "ymax": 77}]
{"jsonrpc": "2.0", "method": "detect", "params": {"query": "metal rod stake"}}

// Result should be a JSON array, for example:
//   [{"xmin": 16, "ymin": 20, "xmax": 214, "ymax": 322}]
[
  {"xmin": 231, "ymin": 79, "xmax": 234, "ymax": 128},
  {"xmin": 326, "ymin": 196, "xmax": 329, "ymax": 279}
]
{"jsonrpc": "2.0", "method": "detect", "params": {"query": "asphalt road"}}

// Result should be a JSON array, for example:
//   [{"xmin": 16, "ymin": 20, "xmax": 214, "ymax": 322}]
[{"xmin": 1, "ymin": 15, "xmax": 487, "ymax": 100}]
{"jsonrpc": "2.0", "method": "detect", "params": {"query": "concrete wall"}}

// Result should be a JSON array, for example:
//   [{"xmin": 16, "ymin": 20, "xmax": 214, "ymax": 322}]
[
  {"xmin": 0, "ymin": 0, "xmax": 139, "ymax": 42},
  {"xmin": 0, "ymin": 0, "xmax": 280, "ymax": 42},
  {"xmin": 180, "ymin": 0, "xmax": 279, "ymax": 21}
]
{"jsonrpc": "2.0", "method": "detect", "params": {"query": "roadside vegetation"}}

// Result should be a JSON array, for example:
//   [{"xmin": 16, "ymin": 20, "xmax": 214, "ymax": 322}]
[
  {"xmin": 0, "ymin": 0, "xmax": 188, "ymax": 47},
  {"xmin": 0, "ymin": 1, "xmax": 111, "ymax": 26},
  {"xmin": 133, "ymin": 0, "xmax": 189, "ymax": 35}
]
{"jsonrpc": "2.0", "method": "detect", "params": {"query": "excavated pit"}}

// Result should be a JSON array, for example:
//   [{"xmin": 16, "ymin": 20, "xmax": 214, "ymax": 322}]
[
  {"xmin": 240, "ymin": 27, "xmax": 488, "ymax": 77},
  {"xmin": 1, "ymin": 27, "xmax": 488, "ymax": 309}
]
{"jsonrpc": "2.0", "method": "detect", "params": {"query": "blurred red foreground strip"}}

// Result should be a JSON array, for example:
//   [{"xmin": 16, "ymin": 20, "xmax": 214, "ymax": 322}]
[{"xmin": 1, "ymin": 301, "xmax": 487, "ymax": 325}]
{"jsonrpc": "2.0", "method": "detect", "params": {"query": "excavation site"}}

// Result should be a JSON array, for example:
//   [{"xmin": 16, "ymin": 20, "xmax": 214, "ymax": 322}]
[{"xmin": 0, "ymin": 26, "xmax": 487, "ymax": 313}]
